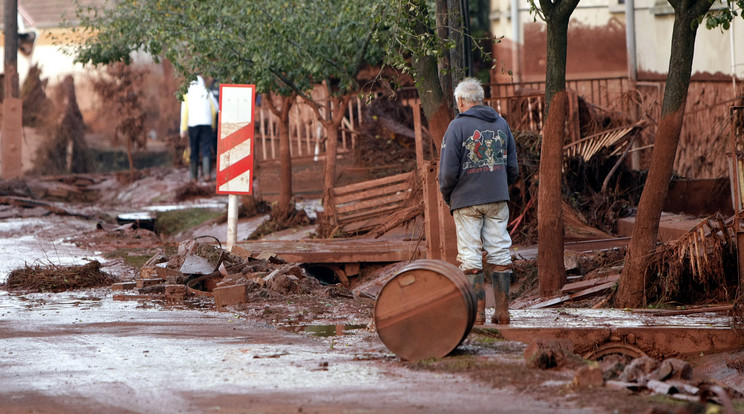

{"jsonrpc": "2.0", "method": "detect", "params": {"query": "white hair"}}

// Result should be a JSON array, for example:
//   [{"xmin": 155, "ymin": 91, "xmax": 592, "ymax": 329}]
[{"xmin": 454, "ymin": 77, "xmax": 484, "ymax": 105}]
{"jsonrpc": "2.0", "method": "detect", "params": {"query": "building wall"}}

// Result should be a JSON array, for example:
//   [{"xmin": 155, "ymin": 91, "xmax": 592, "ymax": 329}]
[{"xmin": 489, "ymin": 0, "xmax": 744, "ymax": 82}]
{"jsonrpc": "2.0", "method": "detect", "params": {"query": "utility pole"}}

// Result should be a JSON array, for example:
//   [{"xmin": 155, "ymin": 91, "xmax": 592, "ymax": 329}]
[{"xmin": 2, "ymin": 0, "xmax": 23, "ymax": 178}]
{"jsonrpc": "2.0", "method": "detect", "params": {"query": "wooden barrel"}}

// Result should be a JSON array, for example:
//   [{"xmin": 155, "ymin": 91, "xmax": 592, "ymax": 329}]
[{"xmin": 373, "ymin": 259, "xmax": 476, "ymax": 361}]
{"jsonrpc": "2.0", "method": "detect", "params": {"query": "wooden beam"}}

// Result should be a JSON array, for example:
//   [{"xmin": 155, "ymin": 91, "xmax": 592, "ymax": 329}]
[
  {"xmin": 334, "ymin": 182, "xmax": 410, "ymax": 205},
  {"xmin": 236, "ymin": 239, "xmax": 426, "ymax": 263},
  {"xmin": 333, "ymin": 172, "xmax": 412, "ymax": 196},
  {"xmin": 529, "ymin": 281, "xmax": 616, "ymax": 309},
  {"xmin": 561, "ymin": 274, "xmax": 620, "ymax": 293},
  {"xmin": 422, "ymin": 162, "xmax": 441, "ymax": 260}
]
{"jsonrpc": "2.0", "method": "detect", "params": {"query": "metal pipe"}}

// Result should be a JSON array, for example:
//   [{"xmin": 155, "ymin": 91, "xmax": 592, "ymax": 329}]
[
  {"xmin": 625, "ymin": 0, "xmax": 637, "ymax": 84},
  {"xmin": 730, "ymin": 14, "xmax": 737, "ymax": 97},
  {"xmin": 226, "ymin": 194, "xmax": 240, "ymax": 251},
  {"xmin": 511, "ymin": 0, "xmax": 521, "ymax": 84},
  {"xmin": 625, "ymin": 0, "xmax": 639, "ymax": 169}
]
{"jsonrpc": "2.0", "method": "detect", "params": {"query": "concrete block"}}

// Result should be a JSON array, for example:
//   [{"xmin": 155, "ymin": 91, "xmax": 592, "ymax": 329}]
[
  {"xmin": 213, "ymin": 284, "xmax": 248, "ymax": 310},
  {"xmin": 180, "ymin": 255, "xmax": 216, "ymax": 275}
]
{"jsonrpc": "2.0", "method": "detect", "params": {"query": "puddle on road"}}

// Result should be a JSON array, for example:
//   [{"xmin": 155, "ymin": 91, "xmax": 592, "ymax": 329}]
[
  {"xmin": 0, "ymin": 290, "xmax": 107, "ymax": 313},
  {"xmin": 282, "ymin": 323, "xmax": 368, "ymax": 337}
]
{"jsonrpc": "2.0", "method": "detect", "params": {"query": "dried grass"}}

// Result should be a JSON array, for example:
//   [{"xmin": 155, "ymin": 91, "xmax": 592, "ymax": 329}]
[
  {"xmin": 3, "ymin": 260, "xmax": 116, "ymax": 292},
  {"xmin": 645, "ymin": 214, "xmax": 738, "ymax": 305}
]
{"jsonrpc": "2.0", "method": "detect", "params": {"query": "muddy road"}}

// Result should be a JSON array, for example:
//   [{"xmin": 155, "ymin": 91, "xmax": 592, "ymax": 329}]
[
  {"xmin": 1, "ymin": 170, "xmax": 743, "ymax": 413},
  {"xmin": 1, "ymin": 288, "xmax": 600, "ymax": 414},
  {"xmin": 0, "ymin": 212, "xmax": 589, "ymax": 414}
]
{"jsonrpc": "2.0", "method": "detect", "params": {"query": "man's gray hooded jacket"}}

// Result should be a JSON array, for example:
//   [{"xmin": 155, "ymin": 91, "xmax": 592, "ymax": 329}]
[{"xmin": 439, "ymin": 105, "xmax": 519, "ymax": 211}]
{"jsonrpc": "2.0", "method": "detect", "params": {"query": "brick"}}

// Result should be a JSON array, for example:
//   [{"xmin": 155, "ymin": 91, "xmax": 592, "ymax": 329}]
[
  {"xmin": 165, "ymin": 284, "xmax": 187, "ymax": 304},
  {"xmin": 230, "ymin": 245, "xmax": 252, "ymax": 259},
  {"xmin": 113, "ymin": 294, "xmax": 158, "ymax": 301},
  {"xmin": 111, "ymin": 282, "xmax": 136, "ymax": 291},
  {"xmin": 140, "ymin": 266, "xmax": 183, "ymax": 283},
  {"xmin": 213, "ymin": 284, "xmax": 248, "ymax": 310},
  {"xmin": 136, "ymin": 278, "xmax": 165, "ymax": 289},
  {"xmin": 139, "ymin": 266, "xmax": 158, "ymax": 279}
]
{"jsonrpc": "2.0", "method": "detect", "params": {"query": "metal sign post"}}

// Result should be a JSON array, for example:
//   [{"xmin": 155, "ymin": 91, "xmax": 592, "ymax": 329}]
[{"xmin": 217, "ymin": 84, "xmax": 256, "ymax": 250}]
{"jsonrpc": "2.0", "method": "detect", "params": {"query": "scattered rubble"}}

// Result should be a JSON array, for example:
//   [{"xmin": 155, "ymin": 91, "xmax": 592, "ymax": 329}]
[
  {"xmin": 105, "ymin": 239, "xmax": 359, "ymax": 318},
  {"xmin": 521, "ymin": 337, "xmax": 743, "ymax": 409},
  {"xmin": 601, "ymin": 355, "xmax": 742, "ymax": 409}
]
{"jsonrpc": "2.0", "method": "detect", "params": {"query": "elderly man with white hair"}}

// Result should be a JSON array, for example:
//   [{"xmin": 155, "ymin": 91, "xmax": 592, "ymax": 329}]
[{"xmin": 439, "ymin": 77, "xmax": 519, "ymax": 325}]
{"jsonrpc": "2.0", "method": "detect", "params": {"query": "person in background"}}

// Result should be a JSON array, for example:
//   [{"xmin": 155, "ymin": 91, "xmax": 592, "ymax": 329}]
[
  {"xmin": 180, "ymin": 75, "xmax": 218, "ymax": 182},
  {"xmin": 438, "ymin": 77, "xmax": 519, "ymax": 325}
]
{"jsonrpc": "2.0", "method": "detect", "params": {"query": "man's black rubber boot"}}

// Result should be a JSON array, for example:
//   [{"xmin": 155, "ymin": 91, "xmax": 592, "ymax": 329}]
[
  {"xmin": 465, "ymin": 270, "xmax": 486, "ymax": 325},
  {"xmin": 491, "ymin": 271, "xmax": 511, "ymax": 324}
]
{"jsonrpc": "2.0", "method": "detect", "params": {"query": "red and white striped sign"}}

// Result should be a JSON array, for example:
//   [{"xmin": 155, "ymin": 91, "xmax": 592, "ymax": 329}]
[{"xmin": 216, "ymin": 84, "xmax": 255, "ymax": 194}]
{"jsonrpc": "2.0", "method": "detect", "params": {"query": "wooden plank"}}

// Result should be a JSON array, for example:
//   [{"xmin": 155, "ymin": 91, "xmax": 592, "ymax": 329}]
[
  {"xmin": 422, "ymin": 162, "xmax": 441, "ymax": 260},
  {"xmin": 336, "ymin": 192, "xmax": 408, "ymax": 215},
  {"xmin": 529, "ymin": 281, "xmax": 616, "ymax": 309},
  {"xmin": 413, "ymin": 101, "xmax": 424, "ymax": 170},
  {"xmin": 561, "ymin": 274, "xmax": 620, "ymax": 293},
  {"xmin": 338, "ymin": 202, "xmax": 406, "ymax": 224},
  {"xmin": 341, "ymin": 216, "xmax": 386, "ymax": 233},
  {"xmin": 235, "ymin": 239, "xmax": 426, "ymax": 263},
  {"xmin": 334, "ymin": 182, "xmax": 410, "ymax": 205},
  {"xmin": 333, "ymin": 172, "xmax": 412, "ymax": 196},
  {"xmin": 629, "ymin": 304, "xmax": 733, "ymax": 316},
  {"xmin": 334, "ymin": 178, "xmax": 411, "ymax": 199}
]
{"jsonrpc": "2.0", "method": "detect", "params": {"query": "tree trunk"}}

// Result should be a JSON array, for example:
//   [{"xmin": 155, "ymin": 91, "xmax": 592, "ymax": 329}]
[
  {"xmin": 616, "ymin": 4, "xmax": 708, "ymax": 307},
  {"xmin": 320, "ymin": 94, "xmax": 352, "ymax": 227},
  {"xmin": 264, "ymin": 93, "xmax": 294, "ymax": 220},
  {"xmin": 410, "ymin": 0, "xmax": 456, "ymax": 153},
  {"xmin": 538, "ymin": 90, "xmax": 567, "ymax": 295},
  {"xmin": 411, "ymin": 55, "xmax": 453, "ymax": 154},
  {"xmin": 536, "ymin": 0, "xmax": 577, "ymax": 296}
]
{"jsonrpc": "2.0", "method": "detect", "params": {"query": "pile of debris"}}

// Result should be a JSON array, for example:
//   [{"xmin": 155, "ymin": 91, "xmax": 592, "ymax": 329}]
[
  {"xmin": 600, "ymin": 356, "xmax": 742, "ymax": 409},
  {"xmin": 4, "ymin": 260, "xmax": 116, "ymax": 292},
  {"xmin": 112, "ymin": 239, "xmax": 350, "ymax": 310},
  {"xmin": 526, "ymin": 338, "xmax": 743, "ymax": 411}
]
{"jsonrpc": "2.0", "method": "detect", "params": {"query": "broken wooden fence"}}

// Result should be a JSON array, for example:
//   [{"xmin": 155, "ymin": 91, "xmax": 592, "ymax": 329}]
[{"xmin": 332, "ymin": 171, "xmax": 414, "ymax": 234}]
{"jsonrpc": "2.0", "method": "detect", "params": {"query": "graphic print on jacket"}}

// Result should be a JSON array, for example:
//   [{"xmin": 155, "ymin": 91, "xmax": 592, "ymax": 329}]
[{"xmin": 463, "ymin": 129, "xmax": 508, "ymax": 172}]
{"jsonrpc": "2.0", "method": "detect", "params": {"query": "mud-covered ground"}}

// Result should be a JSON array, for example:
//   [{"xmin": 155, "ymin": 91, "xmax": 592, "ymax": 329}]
[{"xmin": 1, "ymin": 168, "xmax": 744, "ymax": 413}]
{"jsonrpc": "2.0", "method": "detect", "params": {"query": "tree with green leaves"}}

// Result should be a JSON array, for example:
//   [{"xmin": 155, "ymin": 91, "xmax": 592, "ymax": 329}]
[
  {"xmin": 376, "ymin": 0, "xmax": 477, "ymax": 149},
  {"xmin": 70, "ymin": 0, "xmax": 381, "ymax": 227},
  {"xmin": 616, "ymin": 0, "xmax": 744, "ymax": 307}
]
